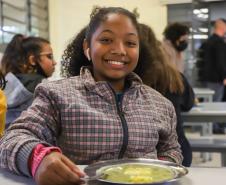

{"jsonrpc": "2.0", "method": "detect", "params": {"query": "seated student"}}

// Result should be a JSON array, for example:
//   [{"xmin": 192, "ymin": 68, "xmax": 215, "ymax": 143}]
[
  {"xmin": 162, "ymin": 22, "xmax": 190, "ymax": 73},
  {"xmin": 0, "ymin": 7, "xmax": 182, "ymax": 185},
  {"xmin": 0, "ymin": 70, "xmax": 7, "ymax": 137},
  {"xmin": 1, "ymin": 34, "xmax": 56, "ymax": 126},
  {"xmin": 137, "ymin": 23, "xmax": 194, "ymax": 167}
]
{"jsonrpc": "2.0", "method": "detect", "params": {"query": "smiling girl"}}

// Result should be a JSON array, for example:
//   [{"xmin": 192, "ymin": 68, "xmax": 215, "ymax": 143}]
[{"xmin": 0, "ymin": 7, "xmax": 182, "ymax": 185}]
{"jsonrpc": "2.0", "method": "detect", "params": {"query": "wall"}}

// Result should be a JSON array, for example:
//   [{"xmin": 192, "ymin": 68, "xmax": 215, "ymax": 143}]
[
  {"xmin": 160, "ymin": 0, "xmax": 191, "ymax": 4},
  {"xmin": 48, "ymin": 0, "xmax": 167, "ymax": 77}
]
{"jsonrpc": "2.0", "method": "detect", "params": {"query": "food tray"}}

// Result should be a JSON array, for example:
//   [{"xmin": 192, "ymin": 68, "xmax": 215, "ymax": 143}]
[{"xmin": 84, "ymin": 158, "xmax": 188, "ymax": 184}]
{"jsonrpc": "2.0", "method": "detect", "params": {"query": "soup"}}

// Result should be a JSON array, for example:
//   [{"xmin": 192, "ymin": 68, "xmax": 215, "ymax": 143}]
[{"xmin": 98, "ymin": 163, "xmax": 175, "ymax": 184}]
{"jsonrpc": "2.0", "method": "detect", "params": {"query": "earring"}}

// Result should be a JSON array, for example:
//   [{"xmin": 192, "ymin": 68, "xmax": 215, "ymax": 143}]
[{"xmin": 86, "ymin": 48, "xmax": 91, "ymax": 61}]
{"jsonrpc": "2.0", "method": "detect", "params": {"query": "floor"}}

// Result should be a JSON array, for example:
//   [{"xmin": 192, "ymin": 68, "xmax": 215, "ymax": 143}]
[{"xmin": 192, "ymin": 152, "xmax": 221, "ymax": 167}]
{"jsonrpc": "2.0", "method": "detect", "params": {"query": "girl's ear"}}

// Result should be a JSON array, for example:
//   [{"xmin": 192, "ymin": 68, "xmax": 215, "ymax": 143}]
[
  {"xmin": 83, "ymin": 39, "xmax": 91, "ymax": 61},
  {"xmin": 28, "ymin": 55, "xmax": 36, "ymax": 66}
]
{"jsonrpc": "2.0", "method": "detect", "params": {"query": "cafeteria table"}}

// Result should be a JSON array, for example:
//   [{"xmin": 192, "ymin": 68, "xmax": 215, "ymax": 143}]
[
  {"xmin": 184, "ymin": 88, "xmax": 215, "ymax": 134},
  {"xmin": 182, "ymin": 102, "xmax": 226, "ymax": 163},
  {"xmin": 182, "ymin": 102, "xmax": 226, "ymax": 123},
  {"xmin": 193, "ymin": 87, "xmax": 215, "ymax": 102},
  {"xmin": 189, "ymin": 88, "xmax": 215, "ymax": 161},
  {"xmin": 182, "ymin": 102, "xmax": 226, "ymax": 135},
  {"xmin": 0, "ymin": 165, "xmax": 225, "ymax": 185}
]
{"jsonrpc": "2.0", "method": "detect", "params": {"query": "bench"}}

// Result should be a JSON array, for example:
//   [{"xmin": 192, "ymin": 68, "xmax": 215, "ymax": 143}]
[{"xmin": 189, "ymin": 138, "xmax": 226, "ymax": 166}]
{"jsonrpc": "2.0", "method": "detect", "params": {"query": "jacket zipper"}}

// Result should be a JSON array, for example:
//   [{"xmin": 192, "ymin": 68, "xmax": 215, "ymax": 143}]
[
  {"xmin": 116, "ymin": 101, "xmax": 128, "ymax": 159},
  {"xmin": 108, "ymin": 84, "xmax": 129, "ymax": 159},
  {"xmin": 109, "ymin": 86, "xmax": 129, "ymax": 159}
]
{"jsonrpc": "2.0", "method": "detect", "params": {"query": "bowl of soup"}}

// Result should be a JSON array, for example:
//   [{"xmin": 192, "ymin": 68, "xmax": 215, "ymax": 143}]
[{"xmin": 84, "ymin": 158, "xmax": 188, "ymax": 184}]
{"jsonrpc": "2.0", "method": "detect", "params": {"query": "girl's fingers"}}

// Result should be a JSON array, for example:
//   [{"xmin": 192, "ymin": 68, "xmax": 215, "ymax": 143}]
[{"xmin": 61, "ymin": 155, "xmax": 86, "ymax": 177}]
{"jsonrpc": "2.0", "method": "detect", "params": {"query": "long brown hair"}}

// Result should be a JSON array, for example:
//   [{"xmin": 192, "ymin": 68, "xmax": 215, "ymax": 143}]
[{"xmin": 138, "ymin": 23, "xmax": 184, "ymax": 94}]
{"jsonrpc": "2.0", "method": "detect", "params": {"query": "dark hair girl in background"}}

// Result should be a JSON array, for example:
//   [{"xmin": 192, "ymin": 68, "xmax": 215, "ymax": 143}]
[
  {"xmin": 1, "ymin": 34, "xmax": 56, "ymax": 126},
  {"xmin": 162, "ymin": 22, "xmax": 190, "ymax": 73}
]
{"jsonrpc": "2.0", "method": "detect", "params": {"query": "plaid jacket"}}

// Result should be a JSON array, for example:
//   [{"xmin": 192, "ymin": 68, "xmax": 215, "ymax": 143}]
[{"xmin": 0, "ymin": 67, "xmax": 182, "ymax": 176}]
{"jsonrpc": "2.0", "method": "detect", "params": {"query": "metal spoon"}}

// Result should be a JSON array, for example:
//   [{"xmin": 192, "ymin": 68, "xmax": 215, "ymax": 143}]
[{"xmin": 80, "ymin": 173, "xmax": 105, "ymax": 181}]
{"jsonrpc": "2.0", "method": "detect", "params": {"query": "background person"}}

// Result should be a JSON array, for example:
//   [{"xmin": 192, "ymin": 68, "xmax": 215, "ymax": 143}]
[
  {"xmin": 0, "ymin": 7, "xmax": 182, "ymax": 185},
  {"xmin": 1, "ymin": 34, "xmax": 56, "ymax": 126},
  {"xmin": 137, "ymin": 23, "xmax": 194, "ymax": 166},
  {"xmin": 162, "ymin": 22, "xmax": 190, "ymax": 73},
  {"xmin": 197, "ymin": 18, "xmax": 226, "ymax": 134},
  {"xmin": 200, "ymin": 18, "xmax": 226, "ymax": 102}
]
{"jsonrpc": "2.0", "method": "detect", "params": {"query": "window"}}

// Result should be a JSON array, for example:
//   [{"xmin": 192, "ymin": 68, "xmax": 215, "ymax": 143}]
[{"xmin": 0, "ymin": 0, "xmax": 49, "ymax": 48}]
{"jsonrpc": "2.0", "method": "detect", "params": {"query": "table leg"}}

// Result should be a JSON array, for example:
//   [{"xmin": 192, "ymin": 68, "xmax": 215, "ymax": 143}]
[
  {"xmin": 221, "ymin": 153, "xmax": 226, "ymax": 167},
  {"xmin": 200, "ymin": 123, "xmax": 213, "ymax": 161}
]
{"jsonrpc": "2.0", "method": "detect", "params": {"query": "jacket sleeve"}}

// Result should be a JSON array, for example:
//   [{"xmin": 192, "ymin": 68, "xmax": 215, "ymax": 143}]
[
  {"xmin": 156, "ymin": 101, "xmax": 183, "ymax": 164},
  {"xmin": 0, "ymin": 83, "xmax": 60, "ymax": 177},
  {"xmin": 179, "ymin": 74, "xmax": 195, "ymax": 111}
]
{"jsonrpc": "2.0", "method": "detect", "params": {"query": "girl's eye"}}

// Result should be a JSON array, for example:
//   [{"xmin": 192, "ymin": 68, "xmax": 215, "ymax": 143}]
[
  {"xmin": 46, "ymin": 54, "xmax": 54, "ymax": 60},
  {"xmin": 39, "ymin": 53, "xmax": 54, "ymax": 60},
  {"xmin": 126, "ymin": 41, "xmax": 137, "ymax": 47},
  {"xmin": 99, "ymin": 38, "xmax": 112, "ymax": 44}
]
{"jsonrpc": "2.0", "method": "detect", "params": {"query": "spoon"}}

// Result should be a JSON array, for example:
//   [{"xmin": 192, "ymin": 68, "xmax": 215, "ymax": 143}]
[{"xmin": 81, "ymin": 173, "xmax": 105, "ymax": 181}]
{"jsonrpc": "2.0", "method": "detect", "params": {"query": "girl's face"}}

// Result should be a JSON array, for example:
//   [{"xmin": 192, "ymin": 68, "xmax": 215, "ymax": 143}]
[
  {"xmin": 177, "ymin": 34, "xmax": 189, "ymax": 44},
  {"xmin": 38, "ymin": 43, "xmax": 56, "ymax": 77},
  {"xmin": 85, "ymin": 13, "xmax": 139, "ymax": 83}
]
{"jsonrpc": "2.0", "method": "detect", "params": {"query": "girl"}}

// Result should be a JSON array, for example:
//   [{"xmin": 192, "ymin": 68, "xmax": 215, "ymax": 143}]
[
  {"xmin": 0, "ymin": 7, "xmax": 182, "ymax": 185},
  {"xmin": 162, "ymin": 23, "xmax": 190, "ymax": 73},
  {"xmin": 138, "ymin": 23, "xmax": 194, "ymax": 166},
  {"xmin": 1, "ymin": 34, "xmax": 56, "ymax": 126}
]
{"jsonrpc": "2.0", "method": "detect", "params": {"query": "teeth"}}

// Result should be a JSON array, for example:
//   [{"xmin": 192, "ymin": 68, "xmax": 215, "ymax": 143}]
[{"xmin": 107, "ymin": 60, "xmax": 124, "ymax": 65}]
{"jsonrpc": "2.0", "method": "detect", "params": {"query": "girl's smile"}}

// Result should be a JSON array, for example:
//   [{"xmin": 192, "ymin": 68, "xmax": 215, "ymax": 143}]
[{"xmin": 84, "ymin": 13, "xmax": 139, "ymax": 91}]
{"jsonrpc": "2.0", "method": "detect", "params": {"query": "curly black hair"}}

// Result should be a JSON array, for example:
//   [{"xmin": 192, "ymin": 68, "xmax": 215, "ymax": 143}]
[
  {"xmin": 163, "ymin": 22, "xmax": 189, "ymax": 44},
  {"xmin": 61, "ymin": 7, "xmax": 150, "ymax": 77},
  {"xmin": 61, "ymin": 26, "xmax": 88, "ymax": 77}
]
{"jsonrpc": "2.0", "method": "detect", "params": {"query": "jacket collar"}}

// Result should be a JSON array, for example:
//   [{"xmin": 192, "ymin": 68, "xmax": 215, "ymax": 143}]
[{"xmin": 80, "ymin": 66, "xmax": 143, "ymax": 97}]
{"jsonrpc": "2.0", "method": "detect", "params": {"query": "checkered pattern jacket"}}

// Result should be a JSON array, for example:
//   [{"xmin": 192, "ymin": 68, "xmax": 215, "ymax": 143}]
[{"xmin": 0, "ymin": 67, "xmax": 182, "ymax": 176}]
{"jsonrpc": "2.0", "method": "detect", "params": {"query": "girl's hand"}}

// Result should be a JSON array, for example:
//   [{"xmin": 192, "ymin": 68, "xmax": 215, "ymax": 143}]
[
  {"xmin": 194, "ymin": 98, "xmax": 199, "ymax": 106},
  {"xmin": 34, "ymin": 152, "xmax": 85, "ymax": 185}
]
